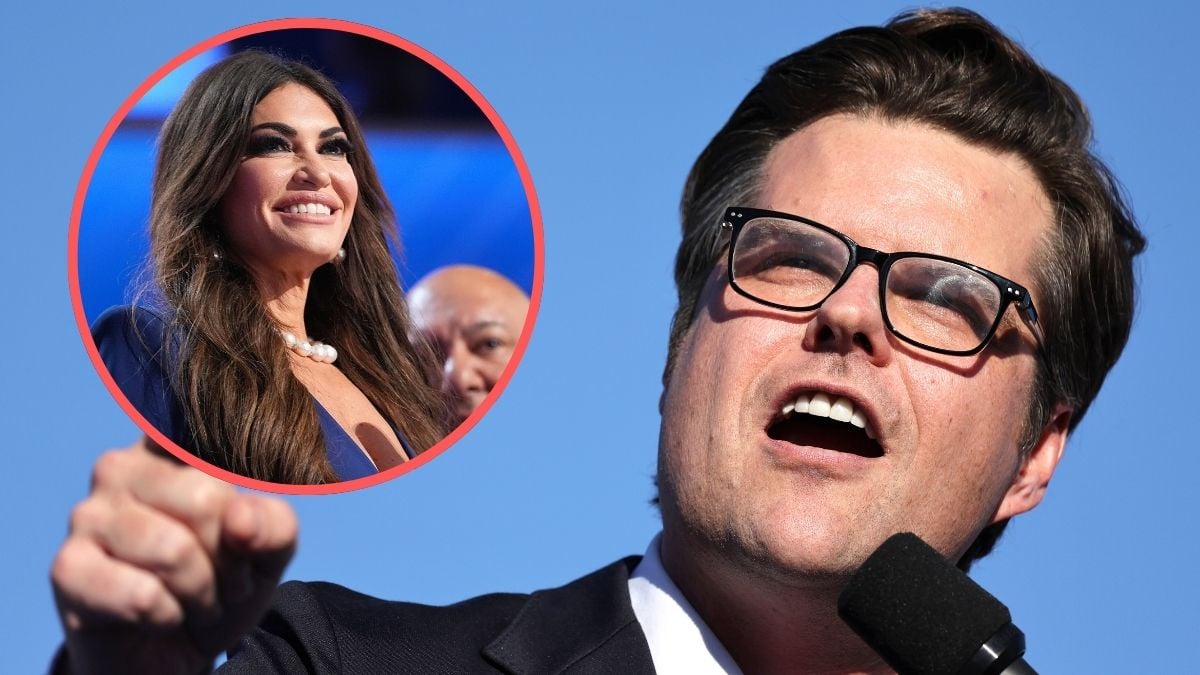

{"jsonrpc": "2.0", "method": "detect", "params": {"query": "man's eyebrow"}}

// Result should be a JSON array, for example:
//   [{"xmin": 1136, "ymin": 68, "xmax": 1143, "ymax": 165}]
[
  {"xmin": 249, "ymin": 122, "xmax": 345, "ymax": 138},
  {"xmin": 463, "ymin": 319, "xmax": 510, "ymax": 334}
]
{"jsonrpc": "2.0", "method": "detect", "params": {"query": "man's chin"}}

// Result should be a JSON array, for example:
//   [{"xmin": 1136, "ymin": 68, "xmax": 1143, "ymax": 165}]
[
  {"xmin": 721, "ymin": 527, "xmax": 878, "ymax": 590},
  {"xmin": 449, "ymin": 398, "xmax": 485, "ymax": 427}
]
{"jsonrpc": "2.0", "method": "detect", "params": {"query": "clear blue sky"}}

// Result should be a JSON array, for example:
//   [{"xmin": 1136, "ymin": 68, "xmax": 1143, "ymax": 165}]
[{"xmin": 4, "ymin": 2, "xmax": 1196, "ymax": 672}]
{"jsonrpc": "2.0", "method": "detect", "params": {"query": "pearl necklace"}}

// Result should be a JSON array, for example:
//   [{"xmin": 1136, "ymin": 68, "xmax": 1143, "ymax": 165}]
[{"xmin": 281, "ymin": 331, "xmax": 338, "ymax": 364}]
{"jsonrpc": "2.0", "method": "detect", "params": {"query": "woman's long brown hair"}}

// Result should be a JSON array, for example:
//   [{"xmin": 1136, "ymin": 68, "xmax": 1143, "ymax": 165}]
[{"xmin": 146, "ymin": 50, "xmax": 445, "ymax": 483}]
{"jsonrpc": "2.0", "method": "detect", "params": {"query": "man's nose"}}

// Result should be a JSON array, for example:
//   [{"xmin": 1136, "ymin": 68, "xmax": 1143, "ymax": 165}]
[
  {"xmin": 801, "ymin": 266, "xmax": 893, "ymax": 365},
  {"xmin": 443, "ymin": 347, "xmax": 488, "ymax": 397}
]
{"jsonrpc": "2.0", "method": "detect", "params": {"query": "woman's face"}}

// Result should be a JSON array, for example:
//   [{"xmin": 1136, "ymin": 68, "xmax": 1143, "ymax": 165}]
[{"xmin": 218, "ymin": 82, "xmax": 359, "ymax": 278}]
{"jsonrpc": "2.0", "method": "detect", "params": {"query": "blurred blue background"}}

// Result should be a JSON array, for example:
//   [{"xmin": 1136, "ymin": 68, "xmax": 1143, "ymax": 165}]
[{"xmin": 4, "ymin": 2, "xmax": 1196, "ymax": 673}]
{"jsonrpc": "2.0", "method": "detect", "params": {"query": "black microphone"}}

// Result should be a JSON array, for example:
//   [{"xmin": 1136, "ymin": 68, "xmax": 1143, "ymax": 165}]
[{"xmin": 837, "ymin": 532, "xmax": 1037, "ymax": 675}]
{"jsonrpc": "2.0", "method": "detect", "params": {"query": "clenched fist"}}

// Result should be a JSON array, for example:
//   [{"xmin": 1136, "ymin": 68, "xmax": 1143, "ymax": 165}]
[{"xmin": 51, "ymin": 439, "xmax": 298, "ymax": 674}]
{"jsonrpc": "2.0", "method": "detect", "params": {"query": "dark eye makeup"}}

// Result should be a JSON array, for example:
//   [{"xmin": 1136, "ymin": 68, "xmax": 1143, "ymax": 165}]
[
  {"xmin": 246, "ymin": 134, "xmax": 292, "ymax": 156},
  {"xmin": 244, "ymin": 134, "xmax": 355, "ymax": 158},
  {"xmin": 319, "ymin": 137, "xmax": 354, "ymax": 157}
]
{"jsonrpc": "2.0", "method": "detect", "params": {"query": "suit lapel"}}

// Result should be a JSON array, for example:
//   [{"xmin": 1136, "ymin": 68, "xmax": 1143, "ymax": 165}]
[{"xmin": 482, "ymin": 557, "xmax": 656, "ymax": 674}]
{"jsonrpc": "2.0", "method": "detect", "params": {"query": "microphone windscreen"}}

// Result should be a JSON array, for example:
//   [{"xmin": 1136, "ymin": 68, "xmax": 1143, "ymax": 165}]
[{"xmin": 837, "ymin": 532, "xmax": 1011, "ymax": 675}]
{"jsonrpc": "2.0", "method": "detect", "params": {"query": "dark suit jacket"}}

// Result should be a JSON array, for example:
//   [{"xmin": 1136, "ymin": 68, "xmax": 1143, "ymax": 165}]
[{"xmin": 219, "ymin": 557, "xmax": 656, "ymax": 674}]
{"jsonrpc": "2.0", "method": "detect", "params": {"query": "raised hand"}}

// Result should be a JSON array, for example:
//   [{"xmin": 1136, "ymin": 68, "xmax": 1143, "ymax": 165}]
[{"xmin": 51, "ymin": 439, "xmax": 298, "ymax": 675}]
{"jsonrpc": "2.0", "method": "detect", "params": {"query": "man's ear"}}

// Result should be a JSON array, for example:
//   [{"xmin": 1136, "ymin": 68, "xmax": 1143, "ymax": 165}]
[{"xmin": 992, "ymin": 402, "xmax": 1073, "ymax": 523}]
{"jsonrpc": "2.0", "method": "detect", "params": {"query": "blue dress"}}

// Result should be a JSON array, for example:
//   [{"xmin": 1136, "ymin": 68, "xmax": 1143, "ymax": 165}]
[{"xmin": 90, "ymin": 306, "xmax": 414, "ymax": 481}]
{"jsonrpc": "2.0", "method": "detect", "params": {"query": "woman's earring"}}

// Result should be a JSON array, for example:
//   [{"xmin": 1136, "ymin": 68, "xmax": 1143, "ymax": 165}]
[
  {"xmin": 212, "ymin": 249, "xmax": 223, "ymax": 261},
  {"xmin": 336, "ymin": 247, "xmax": 347, "ymax": 263}
]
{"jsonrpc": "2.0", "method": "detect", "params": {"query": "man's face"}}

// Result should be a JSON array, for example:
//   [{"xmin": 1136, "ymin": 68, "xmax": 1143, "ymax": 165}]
[
  {"xmin": 659, "ymin": 115, "xmax": 1063, "ymax": 580},
  {"xmin": 409, "ymin": 266, "xmax": 529, "ymax": 426}
]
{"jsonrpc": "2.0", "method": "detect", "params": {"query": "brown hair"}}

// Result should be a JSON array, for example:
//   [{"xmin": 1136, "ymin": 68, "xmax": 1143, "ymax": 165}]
[
  {"xmin": 665, "ymin": 8, "xmax": 1145, "ymax": 568},
  {"xmin": 147, "ymin": 50, "xmax": 445, "ymax": 483}
]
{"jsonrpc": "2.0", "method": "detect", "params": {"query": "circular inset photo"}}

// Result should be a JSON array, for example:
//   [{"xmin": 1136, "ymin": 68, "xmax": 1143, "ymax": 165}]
[{"xmin": 69, "ymin": 19, "xmax": 542, "ymax": 493}]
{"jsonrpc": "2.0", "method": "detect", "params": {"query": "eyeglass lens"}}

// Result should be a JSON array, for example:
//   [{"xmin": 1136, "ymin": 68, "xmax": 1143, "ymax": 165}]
[{"xmin": 731, "ymin": 216, "xmax": 1003, "ymax": 353}]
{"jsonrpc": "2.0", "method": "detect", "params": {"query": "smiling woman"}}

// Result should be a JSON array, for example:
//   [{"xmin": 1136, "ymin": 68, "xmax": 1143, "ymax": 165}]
[
  {"xmin": 90, "ymin": 51, "xmax": 447, "ymax": 484},
  {"xmin": 221, "ymin": 84, "xmax": 360, "ymax": 278}
]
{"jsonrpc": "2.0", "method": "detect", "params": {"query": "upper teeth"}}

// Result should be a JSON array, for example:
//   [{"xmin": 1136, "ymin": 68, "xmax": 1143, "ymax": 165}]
[
  {"xmin": 286, "ymin": 202, "xmax": 332, "ymax": 215},
  {"xmin": 783, "ymin": 392, "xmax": 876, "ymax": 440}
]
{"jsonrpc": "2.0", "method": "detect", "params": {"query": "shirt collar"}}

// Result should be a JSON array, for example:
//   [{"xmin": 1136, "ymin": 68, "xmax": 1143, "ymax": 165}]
[{"xmin": 627, "ymin": 533, "xmax": 743, "ymax": 675}]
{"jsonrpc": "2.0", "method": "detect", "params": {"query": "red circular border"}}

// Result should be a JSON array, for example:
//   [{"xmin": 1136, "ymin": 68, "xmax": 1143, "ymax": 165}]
[{"xmin": 68, "ymin": 18, "xmax": 544, "ymax": 495}]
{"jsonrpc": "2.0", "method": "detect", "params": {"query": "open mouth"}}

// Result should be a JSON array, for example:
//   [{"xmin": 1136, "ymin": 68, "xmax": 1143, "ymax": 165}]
[
  {"xmin": 278, "ymin": 202, "xmax": 335, "ymax": 216},
  {"xmin": 766, "ymin": 392, "xmax": 885, "ymax": 458}
]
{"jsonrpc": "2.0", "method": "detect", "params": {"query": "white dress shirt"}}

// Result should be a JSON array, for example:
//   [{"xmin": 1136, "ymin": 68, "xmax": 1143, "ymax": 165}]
[{"xmin": 627, "ymin": 533, "xmax": 744, "ymax": 674}]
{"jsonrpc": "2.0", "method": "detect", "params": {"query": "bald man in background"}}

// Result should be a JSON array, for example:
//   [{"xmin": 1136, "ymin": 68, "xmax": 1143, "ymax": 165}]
[{"xmin": 408, "ymin": 265, "xmax": 530, "ymax": 426}]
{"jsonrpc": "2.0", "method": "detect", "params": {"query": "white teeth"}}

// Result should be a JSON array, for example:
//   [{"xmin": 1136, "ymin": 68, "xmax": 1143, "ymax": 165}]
[
  {"xmin": 780, "ymin": 391, "xmax": 877, "ymax": 441},
  {"xmin": 794, "ymin": 393, "xmax": 810, "ymax": 414},
  {"xmin": 809, "ymin": 392, "xmax": 831, "ymax": 417},
  {"xmin": 286, "ymin": 202, "xmax": 332, "ymax": 215},
  {"xmin": 829, "ymin": 397, "xmax": 854, "ymax": 423}
]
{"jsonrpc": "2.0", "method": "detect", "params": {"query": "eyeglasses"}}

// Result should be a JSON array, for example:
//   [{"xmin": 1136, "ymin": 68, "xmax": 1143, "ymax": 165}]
[{"xmin": 721, "ymin": 207, "xmax": 1046, "ymax": 356}]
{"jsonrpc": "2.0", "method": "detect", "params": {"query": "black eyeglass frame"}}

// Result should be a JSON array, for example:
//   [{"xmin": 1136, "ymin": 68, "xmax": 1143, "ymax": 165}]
[{"xmin": 721, "ymin": 206, "xmax": 1047, "ymax": 357}]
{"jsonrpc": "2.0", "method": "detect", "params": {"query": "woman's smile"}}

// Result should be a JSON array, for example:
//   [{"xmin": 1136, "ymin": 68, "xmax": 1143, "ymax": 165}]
[{"xmin": 219, "ymin": 82, "xmax": 359, "ymax": 274}]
